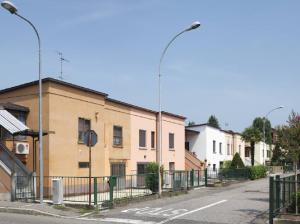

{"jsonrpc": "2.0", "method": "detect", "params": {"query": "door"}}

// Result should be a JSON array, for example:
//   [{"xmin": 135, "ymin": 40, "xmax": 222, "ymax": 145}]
[
  {"xmin": 137, "ymin": 163, "xmax": 148, "ymax": 187},
  {"xmin": 111, "ymin": 163, "xmax": 126, "ymax": 189}
]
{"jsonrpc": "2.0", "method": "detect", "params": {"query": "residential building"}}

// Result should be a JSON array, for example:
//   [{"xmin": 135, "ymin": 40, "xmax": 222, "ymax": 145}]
[
  {"xmin": 185, "ymin": 124, "xmax": 245, "ymax": 170},
  {"xmin": 0, "ymin": 78, "xmax": 185, "ymax": 178}
]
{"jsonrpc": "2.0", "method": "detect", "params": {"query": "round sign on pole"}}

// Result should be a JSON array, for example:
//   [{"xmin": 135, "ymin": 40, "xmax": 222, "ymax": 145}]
[{"xmin": 84, "ymin": 130, "xmax": 98, "ymax": 147}]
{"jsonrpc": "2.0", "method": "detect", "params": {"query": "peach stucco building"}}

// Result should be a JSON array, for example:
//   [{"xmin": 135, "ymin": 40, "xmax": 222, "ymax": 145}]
[{"xmin": 0, "ymin": 78, "xmax": 185, "ymax": 178}]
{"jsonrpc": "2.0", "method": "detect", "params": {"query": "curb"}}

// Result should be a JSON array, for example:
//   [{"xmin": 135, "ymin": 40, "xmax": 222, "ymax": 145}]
[{"xmin": 0, "ymin": 206, "xmax": 96, "ymax": 219}]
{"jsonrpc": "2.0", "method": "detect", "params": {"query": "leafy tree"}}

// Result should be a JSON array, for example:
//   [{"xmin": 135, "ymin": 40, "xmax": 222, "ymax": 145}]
[
  {"xmin": 252, "ymin": 117, "xmax": 272, "ymax": 144},
  {"xmin": 271, "ymin": 143, "xmax": 284, "ymax": 165},
  {"xmin": 188, "ymin": 121, "xmax": 195, "ymax": 126},
  {"xmin": 208, "ymin": 115, "xmax": 220, "ymax": 129},
  {"xmin": 230, "ymin": 153, "xmax": 245, "ymax": 168},
  {"xmin": 277, "ymin": 110, "xmax": 300, "ymax": 214},
  {"xmin": 241, "ymin": 126, "xmax": 262, "ymax": 166}
]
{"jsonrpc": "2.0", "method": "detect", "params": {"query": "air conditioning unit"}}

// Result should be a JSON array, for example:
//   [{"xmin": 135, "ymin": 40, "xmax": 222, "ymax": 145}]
[{"xmin": 15, "ymin": 142, "xmax": 29, "ymax": 155}]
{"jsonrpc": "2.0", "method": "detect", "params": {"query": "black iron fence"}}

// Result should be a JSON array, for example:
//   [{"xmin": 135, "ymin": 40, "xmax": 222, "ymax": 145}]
[{"xmin": 269, "ymin": 173, "xmax": 300, "ymax": 224}]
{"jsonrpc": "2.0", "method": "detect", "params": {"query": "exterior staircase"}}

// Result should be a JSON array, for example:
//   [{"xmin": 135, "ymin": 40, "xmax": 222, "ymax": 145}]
[
  {"xmin": 185, "ymin": 150, "xmax": 204, "ymax": 170},
  {"xmin": 0, "ymin": 142, "xmax": 33, "ymax": 200}
]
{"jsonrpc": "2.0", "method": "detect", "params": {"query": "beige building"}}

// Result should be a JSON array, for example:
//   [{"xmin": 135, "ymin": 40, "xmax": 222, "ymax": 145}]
[{"xmin": 0, "ymin": 78, "xmax": 186, "ymax": 178}]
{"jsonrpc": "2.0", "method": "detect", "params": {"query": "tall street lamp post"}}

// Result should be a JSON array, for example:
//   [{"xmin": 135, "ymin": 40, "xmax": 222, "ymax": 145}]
[
  {"xmin": 1, "ymin": 0, "xmax": 44, "ymax": 203},
  {"xmin": 262, "ymin": 106, "xmax": 284, "ymax": 164},
  {"xmin": 158, "ymin": 21, "xmax": 200, "ymax": 195}
]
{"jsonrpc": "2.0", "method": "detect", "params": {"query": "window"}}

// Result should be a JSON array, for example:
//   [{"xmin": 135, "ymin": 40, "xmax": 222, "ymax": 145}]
[
  {"xmin": 139, "ymin": 129, "xmax": 146, "ymax": 148},
  {"xmin": 185, "ymin": 142, "xmax": 190, "ymax": 151},
  {"xmin": 239, "ymin": 145, "xmax": 241, "ymax": 155},
  {"xmin": 111, "ymin": 163, "xmax": 126, "ymax": 176},
  {"xmin": 78, "ymin": 118, "xmax": 90, "ymax": 143},
  {"xmin": 151, "ymin": 131, "xmax": 155, "ymax": 149},
  {"xmin": 213, "ymin": 140, "xmax": 216, "ymax": 153},
  {"xmin": 78, "ymin": 162, "xmax": 89, "ymax": 168},
  {"xmin": 113, "ymin": 126, "xmax": 123, "ymax": 146},
  {"xmin": 213, "ymin": 164, "xmax": 216, "ymax": 171},
  {"xmin": 169, "ymin": 133, "xmax": 174, "ymax": 149},
  {"xmin": 169, "ymin": 162, "xmax": 175, "ymax": 171},
  {"xmin": 267, "ymin": 150, "xmax": 270, "ymax": 158},
  {"xmin": 219, "ymin": 142, "xmax": 222, "ymax": 154},
  {"xmin": 227, "ymin": 144, "xmax": 230, "ymax": 155},
  {"xmin": 245, "ymin": 147, "xmax": 250, "ymax": 157},
  {"xmin": 219, "ymin": 161, "xmax": 224, "ymax": 169}
]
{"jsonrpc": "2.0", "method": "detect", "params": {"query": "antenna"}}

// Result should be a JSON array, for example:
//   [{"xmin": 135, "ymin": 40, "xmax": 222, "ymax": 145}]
[{"xmin": 57, "ymin": 51, "xmax": 70, "ymax": 80}]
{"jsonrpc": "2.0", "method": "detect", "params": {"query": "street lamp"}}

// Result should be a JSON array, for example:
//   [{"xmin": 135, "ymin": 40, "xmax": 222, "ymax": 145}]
[
  {"xmin": 158, "ymin": 21, "xmax": 200, "ymax": 195},
  {"xmin": 1, "ymin": 0, "xmax": 44, "ymax": 203},
  {"xmin": 262, "ymin": 106, "xmax": 284, "ymax": 164}
]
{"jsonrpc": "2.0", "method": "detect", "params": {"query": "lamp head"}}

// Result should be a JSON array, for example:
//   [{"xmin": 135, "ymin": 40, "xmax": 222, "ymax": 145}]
[
  {"xmin": 1, "ymin": 1, "xmax": 17, "ymax": 14},
  {"xmin": 185, "ymin": 21, "xmax": 201, "ymax": 31}
]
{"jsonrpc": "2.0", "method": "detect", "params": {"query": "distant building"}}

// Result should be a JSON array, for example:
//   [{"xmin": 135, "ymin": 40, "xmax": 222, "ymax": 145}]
[{"xmin": 185, "ymin": 124, "xmax": 245, "ymax": 170}]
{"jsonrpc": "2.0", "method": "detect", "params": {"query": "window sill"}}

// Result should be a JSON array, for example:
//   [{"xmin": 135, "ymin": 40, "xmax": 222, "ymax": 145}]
[
  {"xmin": 78, "ymin": 141, "xmax": 85, "ymax": 145},
  {"xmin": 151, "ymin": 148, "xmax": 156, "ymax": 150},
  {"xmin": 113, "ymin": 145, "xmax": 123, "ymax": 148},
  {"xmin": 169, "ymin": 149, "xmax": 175, "ymax": 151},
  {"xmin": 139, "ymin": 147, "xmax": 147, "ymax": 150}
]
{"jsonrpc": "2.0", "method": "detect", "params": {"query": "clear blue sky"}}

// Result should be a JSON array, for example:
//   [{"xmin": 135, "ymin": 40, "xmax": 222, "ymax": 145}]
[{"xmin": 0, "ymin": 1, "xmax": 299, "ymax": 132}]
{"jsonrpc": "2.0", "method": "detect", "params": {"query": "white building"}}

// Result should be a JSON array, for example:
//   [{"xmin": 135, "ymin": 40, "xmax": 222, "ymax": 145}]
[
  {"xmin": 245, "ymin": 141, "xmax": 272, "ymax": 166},
  {"xmin": 185, "ymin": 124, "xmax": 245, "ymax": 170}
]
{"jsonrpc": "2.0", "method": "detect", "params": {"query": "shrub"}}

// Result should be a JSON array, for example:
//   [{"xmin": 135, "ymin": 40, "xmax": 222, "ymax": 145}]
[
  {"xmin": 248, "ymin": 165, "xmax": 267, "ymax": 180},
  {"xmin": 223, "ymin": 160, "xmax": 232, "ymax": 168},
  {"xmin": 230, "ymin": 153, "xmax": 245, "ymax": 168},
  {"xmin": 145, "ymin": 162, "xmax": 159, "ymax": 193},
  {"xmin": 289, "ymin": 191, "xmax": 300, "ymax": 213}
]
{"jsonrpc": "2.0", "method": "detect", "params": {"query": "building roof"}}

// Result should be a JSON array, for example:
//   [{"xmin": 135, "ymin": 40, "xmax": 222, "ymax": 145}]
[
  {"xmin": 186, "ymin": 123, "xmax": 241, "ymax": 135},
  {"xmin": 0, "ymin": 78, "xmax": 108, "ymax": 97},
  {"xmin": 0, "ymin": 102, "xmax": 29, "ymax": 112},
  {"xmin": 0, "ymin": 78, "xmax": 186, "ymax": 120}
]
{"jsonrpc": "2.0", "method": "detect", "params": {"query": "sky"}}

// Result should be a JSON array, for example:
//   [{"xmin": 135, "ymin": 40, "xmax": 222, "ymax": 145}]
[{"xmin": 0, "ymin": 0, "xmax": 299, "ymax": 132}]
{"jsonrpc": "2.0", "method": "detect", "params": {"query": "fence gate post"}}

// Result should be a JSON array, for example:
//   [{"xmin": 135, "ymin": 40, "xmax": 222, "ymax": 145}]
[
  {"xmin": 205, "ymin": 168, "xmax": 208, "ymax": 187},
  {"xmin": 282, "ymin": 177, "xmax": 286, "ymax": 208},
  {"xmin": 269, "ymin": 176, "xmax": 274, "ymax": 224},
  {"xmin": 93, "ymin": 177, "xmax": 97, "ymax": 206},
  {"xmin": 275, "ymin": 175, "xmax": 280, "ymax": 211}
]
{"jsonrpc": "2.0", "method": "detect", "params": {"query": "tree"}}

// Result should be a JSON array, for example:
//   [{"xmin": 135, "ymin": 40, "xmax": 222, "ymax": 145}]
[
  {"xmin": 241, "ymin": 126, "xmax": 262, "ymax": 166},
  {"xmin": 208, "ymin": 115, "xmax": 220, "ymax": 129},
  {"xmin": 252, "ymin": 117, "xmax": 272, "ymax": 144},
  {"xmin": 271, "ymin": 143, "xmax": 284, "ymax": 165},
  {"xmin": 231, "ymin": 152, "xmax": 245, "ymax": 168},
  {"xmin": 188, "ymin": 121, "xmax": 195, "ymax": 126},
  {"xmin": 277, "ymin": 111, "xmax": 300, "ymax": 214}
]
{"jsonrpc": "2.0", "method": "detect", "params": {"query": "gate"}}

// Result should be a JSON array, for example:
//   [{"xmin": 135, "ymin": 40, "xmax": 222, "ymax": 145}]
[{"xmin": 13, "ymin": 174, "xmax": 35, "ymax": 201}]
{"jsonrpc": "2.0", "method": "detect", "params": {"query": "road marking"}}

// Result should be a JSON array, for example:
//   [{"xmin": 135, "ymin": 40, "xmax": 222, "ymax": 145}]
[
  {"xmin": 121, "ymin": 207, "xmax": 188, "ymax": 217},
  {"xmin": 97, "ymin": 218, "xmax": 157, "ymax": 224},
  {"xmin": 157, "ymin": 199, "xmax": 227, "ymax": 224}
]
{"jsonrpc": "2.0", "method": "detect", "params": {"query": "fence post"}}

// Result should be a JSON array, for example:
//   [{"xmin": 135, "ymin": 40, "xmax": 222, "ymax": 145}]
[
  {"xmin": 172, "ymin": 172, "xmax": 175, "ymax": 191},
  {"xmin": 93, "ymin": 177, "xmax": 97, "ymax": 206},
  {"xmin": 198, "ymin": 170, "xmax": 200, "ymax": 187},
  {"xmin": 288, "ymin": 176, "xmax": 291, "ymax": 204},
  {"xmin": 109, "ymin": 176, "xmax": 114, "ymax": 208},
  {"xmin": 205, "ymin": 168, "xmax": 208, "ymax": 187},
  {"xmin": 11, "ymin": 173, "xmax": 16, "ymax": 201},
  {"xmin": 275, "ymin": 175, "xmax": 280, "ymax": 212},
  {"xmin": 190, "ymin": 169, "xmax": 194, "ymax": 189},
  {"xmin": 269, "ymin": 176, "xmax": 274, "ymax": 224},
  {"xmin": 282, "ymin": 177, "xmax": 286, "ymax": 208}
]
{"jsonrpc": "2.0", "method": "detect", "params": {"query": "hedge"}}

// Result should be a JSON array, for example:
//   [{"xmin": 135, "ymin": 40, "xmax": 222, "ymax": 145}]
[{"xmin": 248, "ymin": 165, "xmax": 267, "ymax": 180}]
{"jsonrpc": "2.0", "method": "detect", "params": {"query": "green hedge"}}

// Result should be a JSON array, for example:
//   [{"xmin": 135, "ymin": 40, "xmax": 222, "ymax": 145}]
[
  {"xmin": 145, "ymin": 162, "xmax": 159, "ymax": 193},
  {"xmin": 248, "ymin": 165, "xmax": 267, "ymax": 180}
]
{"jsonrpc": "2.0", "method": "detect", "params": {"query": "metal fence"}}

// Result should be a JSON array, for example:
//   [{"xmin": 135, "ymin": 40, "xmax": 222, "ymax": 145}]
[
  {"xmin": 269, "ymin": 173, "xmax": 300, "ymax": 224},
  {"xmin": 13, "ymin": 168, "xmax": 250, "ymax": 206},
  {"xmin": 206, "ymin": 168, "xmax": 249, "ymax": 185}
]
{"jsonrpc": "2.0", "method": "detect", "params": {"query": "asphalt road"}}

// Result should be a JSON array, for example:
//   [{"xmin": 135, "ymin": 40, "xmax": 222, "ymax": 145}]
[{"xmin": 0, "ymin": 178, "xmax": 269, "ymax": 224}]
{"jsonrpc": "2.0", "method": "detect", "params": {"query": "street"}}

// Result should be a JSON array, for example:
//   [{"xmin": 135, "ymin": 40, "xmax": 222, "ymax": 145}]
[{"xmin": 0, "ymin": 178, "xmax": 269, "ymax": 224}]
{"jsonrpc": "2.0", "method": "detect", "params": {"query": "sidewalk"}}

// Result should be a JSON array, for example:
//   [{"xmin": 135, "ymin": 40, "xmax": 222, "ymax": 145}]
[{"xmin": 0, "ymin": 200, "xmax": 97, "ymax": 218}]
